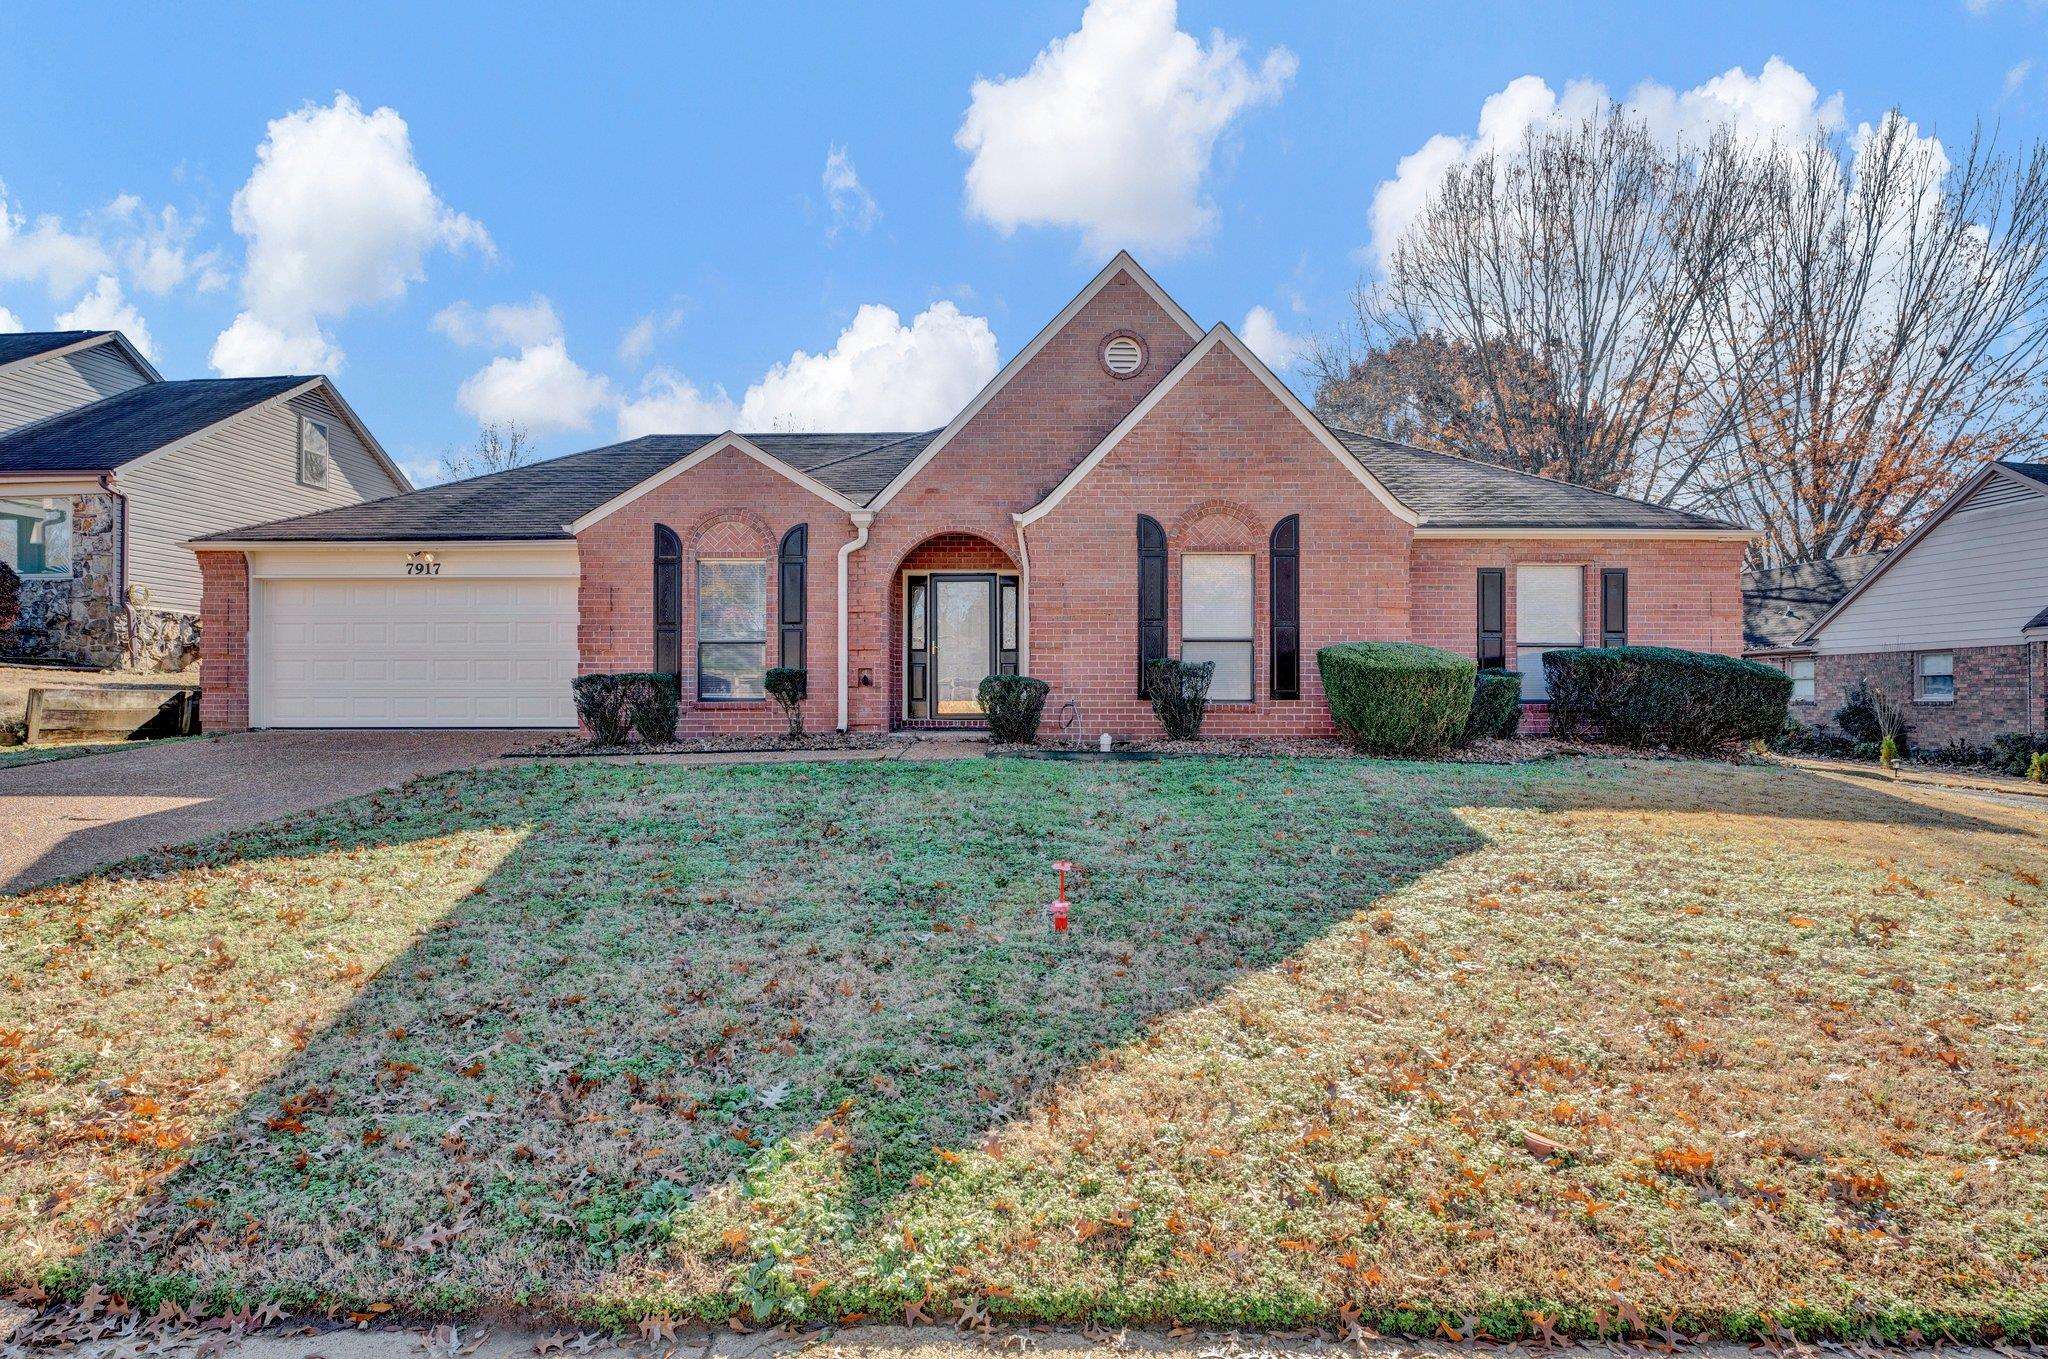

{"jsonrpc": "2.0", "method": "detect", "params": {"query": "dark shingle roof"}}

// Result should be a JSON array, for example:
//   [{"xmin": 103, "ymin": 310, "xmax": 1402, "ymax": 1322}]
[
  {"xmin": 1741, "ymin": 553, "xmax": 1889, "ymax": 651},
  {"xmin": 198, "ymin": 431, "xmax": 940, "ymax": 542},
  {"xmin": 2026, "ymin": 604, "xmax": 2048, "ymax": 633},
  {"xmin": 1330, "ymin": 430, "xmax": 1746, "ymax": 532},
  {"xmin": 2001, "ymin": 458, "xmax": 2048, "ymax": 489},
  {"xmin": 0, "ymin": 330, "xmax": 108, "ymax": 368},
  {"xmin": 0, "ymin": 377, "xmax": 308, "ymax": 473}
]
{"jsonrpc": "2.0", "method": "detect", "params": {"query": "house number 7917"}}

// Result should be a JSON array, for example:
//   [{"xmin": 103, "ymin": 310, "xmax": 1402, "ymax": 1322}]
[{"xmin": 406, "ymin": 559, "xmax": 442, "ymax": 576}]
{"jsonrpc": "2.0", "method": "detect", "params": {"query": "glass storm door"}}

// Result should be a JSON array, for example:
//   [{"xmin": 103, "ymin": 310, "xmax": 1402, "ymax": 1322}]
[{"xmin": 932, "ymin": 574, "xmax": 995, "ymax": 717}]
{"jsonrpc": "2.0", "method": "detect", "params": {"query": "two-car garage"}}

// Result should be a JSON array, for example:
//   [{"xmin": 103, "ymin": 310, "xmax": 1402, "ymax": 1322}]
[{"xmin": 243, "ymin": 544, "xmax": 580, "ymax": 728}]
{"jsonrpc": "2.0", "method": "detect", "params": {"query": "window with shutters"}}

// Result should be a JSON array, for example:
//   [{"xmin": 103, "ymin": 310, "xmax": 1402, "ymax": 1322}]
[
  {"xmin": 1600, "ymin": 568, "xmax": 1628, "ymax": 647},
  {"xmin": 1514, "ymin": 564, "xmax": 1583, "ymax": 701},
  {"xmin": 1269, "ymin": 515, "xmax": 1299, "ymax": 699},
  {"xmin": 1181, "ymin": 553, "xmax": 1254, "ymax": 702},
  {"xmin": 1136, "ymin": 515, "xmax": 1167, "ymax": 695},
  {"xmin": 697, "ymin": 559, "xmax": 767, "ymax": 701},
  {"xmin": 778, "ymin": 525, "xmax": 808, "ymax": 688}
]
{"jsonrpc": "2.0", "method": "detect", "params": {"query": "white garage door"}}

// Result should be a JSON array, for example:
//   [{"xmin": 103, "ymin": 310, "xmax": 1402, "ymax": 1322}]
[{"xmin": 254, "ymin": 577, "xmax": 579, "ymax": 727}]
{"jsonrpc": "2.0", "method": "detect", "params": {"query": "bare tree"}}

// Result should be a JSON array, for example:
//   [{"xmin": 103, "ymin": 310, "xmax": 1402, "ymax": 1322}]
[
  {"xmin": 1320, "ymin": 116, "xmax": 1761, "ymax": 502},
  {"xmin": 1701, "ymin": 119, "xmax": 2048, "ymax": 563},
  {"xmin": 438, "ymin": 422, "xmax": 536, "ymax": 483}
]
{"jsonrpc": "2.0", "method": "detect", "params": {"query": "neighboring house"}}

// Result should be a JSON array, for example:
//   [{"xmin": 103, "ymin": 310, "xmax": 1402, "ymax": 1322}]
[
  {"xmin": 190, "ymin": 255, "xmax": 1752, "ymax": 734},
  {"xmin": 1747, "ymin": 459, "xmax": 2048, "ymax": 745},
  {"xmin": 0, "ymin": 330, "xmax": 408, "ymax": 670},
  {"xmin": 1742, "ymin": 552, "xmax": 1889, "ymax": 707}
]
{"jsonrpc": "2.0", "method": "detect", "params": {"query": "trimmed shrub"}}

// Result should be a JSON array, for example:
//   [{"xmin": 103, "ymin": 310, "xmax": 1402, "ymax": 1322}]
[
  {"xmin": 1464, "ymin": 668, "xmax": 1522, "ymax": 742},
  {"xmin": 571, "ymin": 672, "xmax": 678, "ymax": 746},
  {"xmin": 1543, "ymin": 646, "xmax": 1791, "ymax": 753},
  {"xmin": 1992, "ymin": 732, "xmax": 2048, "ymax": 777},
  {"xmin": 764, "ymin": 667, "xmax": 807, "ymax": 737},
  {"xmin": 1317, "ymin": 642, "xmax": 1476, "ymax": 755},
  {"xmin": 0, "ymin": 561, "xmax": 18, "ymax": 633},
  {"xmin": 2029, "ymin": 752, "xmax": 2048, "ymax": 784},
  {"xmin": 1833, "ymin": 679, "xmax": 1914, "ymax": 750},
  {"xmin": 977, "ymin": 674, "xmax": 1050, "ymax": 744},
  {"xmin": 1147, "ymin": 658, "xmax": 1214, "ymax": 741}
]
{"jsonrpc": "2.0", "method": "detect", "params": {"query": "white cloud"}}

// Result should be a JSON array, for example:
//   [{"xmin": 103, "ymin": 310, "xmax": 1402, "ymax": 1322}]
[
  {"xmin": 101, "ymin": 195, "xmax": 227, "ymax": 296},
  {"xmin": 213, "ymin": 92, "xmax": 489, "ymax": 375},
  {"xmin": 618, "ymin": 301, "xmax": 997, "ymax": 436},
  {"xmin": 618, "ymin": 315, "xmax": 659, "ymax": 364},
  {"xmin": 208, "ymin": 311, "xmax": 344, "ymax": 375},
  {"xmin": 433, "ymin": 295, "xmax": 563, "ymax": 348},
  {"xmin": 823, "ymin": 146, "xmax": 880, "ymax": 238},
  {"xmin": 1369, "ymin": 57, "xmax": 1844, "ymax": 268},
  {"xmin": 2006, "ymin": 60, "xmax": 2033, "ymax": 97},
  {"xmin": 0, "ymin": 183, "xmax": 111, "ymax": 298},
  {"xmin": 1239, "ymin": 305, "xmax": 1305, "ymax": 371},
  {"xmin": 54, "ymin": 274, "xmax": 156, "ymax": 358},
  {"xmin": 955, "ymin": 0, "xmax": 1295, "ymax": 257},
  {"xmin": 0, "ymin": 306, "xmax": 22, "ymax": 333},
  {"xmin": 457, "ymin": 340, "xmax": 612, "ymax": 435}
]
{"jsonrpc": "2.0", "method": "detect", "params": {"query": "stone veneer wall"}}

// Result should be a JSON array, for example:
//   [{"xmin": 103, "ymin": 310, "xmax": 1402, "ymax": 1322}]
[{"xmin": 1, "ymin": 492, "xmax": 199, "ymax": 672}]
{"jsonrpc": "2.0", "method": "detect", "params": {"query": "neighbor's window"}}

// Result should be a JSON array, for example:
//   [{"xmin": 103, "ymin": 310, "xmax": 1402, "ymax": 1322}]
[
  {"xmin": 0, "ymin": 497, "xmax": 71, "ymax": 578},
  {"xmin": 1788, "ymin": 657, "xmax": 1816, "ymax": 704},
  {"xmin": 298, "ymin": 415, "xmax": 331, "ymax": 487},
  {"xmin": 1914, "ymin": 651, "xmax": 1954, "ymax": 703},
  {"xmin": 1514, "ymin": 563, "xmax": 1584, "ymax": 700},
  {"xmin": 1181, "ymin": 553, "xmax": 1253, "ymax": 701},
  {"xmin": 696, "ymin": 559, "xmax": 767, "ymax": 700}
]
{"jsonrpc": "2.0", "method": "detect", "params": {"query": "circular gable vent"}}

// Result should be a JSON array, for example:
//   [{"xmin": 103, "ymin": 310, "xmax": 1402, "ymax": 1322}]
[{"xmin": 1102, "ymin": 335, "xmax": 1146, "ymax": 378}]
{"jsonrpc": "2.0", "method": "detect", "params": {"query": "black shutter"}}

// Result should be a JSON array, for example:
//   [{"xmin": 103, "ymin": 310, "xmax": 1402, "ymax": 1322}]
[
  {"xmin": 1600, "ymin": 568, "xmax": 1628, "ymax": 648},
  {"xmin": 1137, "ymin": 515, "xmax": 1167, "ymax": 696},
  {"xmin": 779, "ymin": 524, "xmax": 808, "ymax": 692},
  {"xmin": 653, "ymin": 524, "xmax": 683, "ymax": 676},
  {"xmin": 1269, "ymin": 514, "xmax": 1300, "ymax": 699},
  {"xmin": 1476, "ymin": 568, "xmax": 1505, "ymax": 669}
]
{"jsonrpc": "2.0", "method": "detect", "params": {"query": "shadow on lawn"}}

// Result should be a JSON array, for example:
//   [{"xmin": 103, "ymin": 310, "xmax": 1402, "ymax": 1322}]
[{"xmin": 37, "ymin": 753, "xmax": 2036, "ymax": 1315}]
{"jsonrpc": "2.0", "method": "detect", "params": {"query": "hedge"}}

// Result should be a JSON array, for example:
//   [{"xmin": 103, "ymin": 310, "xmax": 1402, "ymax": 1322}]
[
  {"xmin": 1464, "ymin": 668, "xmax": 1522, "ymax": 742},
  {"xmin": 571, "ymin": 672, "xmax": 679, "ymax": 746},
  {"xmin": 977, "ymin": 674, "xmax": 1050, "ymax": 744},
  {"xmin": 1543, "ymin": 646, "xmax": 1790, "ymax": 753},
  {"xmin": 1316, "ymin": 642, "xmax": 1476, "ymax": 755},
  {"xmin": 1147, "ymin": 659, "xmax": 1214, "ymax": 740}
]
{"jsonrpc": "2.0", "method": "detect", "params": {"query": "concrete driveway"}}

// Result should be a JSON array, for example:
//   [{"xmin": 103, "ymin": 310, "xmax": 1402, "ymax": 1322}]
[{"xmin": 0, "ymin": 729, "xmax": 539, "ymax": 892}]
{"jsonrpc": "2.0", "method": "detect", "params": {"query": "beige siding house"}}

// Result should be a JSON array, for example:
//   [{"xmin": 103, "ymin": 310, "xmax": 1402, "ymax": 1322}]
[
  {"xmin": 0, "ymin": 329, "xmax": 407, "ymax": 669},
  {"xmin": 1745, "ymin": 459, "xmax": 2048, "ymax": 746}
]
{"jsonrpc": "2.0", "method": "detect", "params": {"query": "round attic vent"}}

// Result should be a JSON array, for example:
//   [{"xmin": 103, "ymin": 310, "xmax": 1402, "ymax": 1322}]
[{"xmin": 1102, "ymin": 335, "xmax": 1145, "ymax": 378}]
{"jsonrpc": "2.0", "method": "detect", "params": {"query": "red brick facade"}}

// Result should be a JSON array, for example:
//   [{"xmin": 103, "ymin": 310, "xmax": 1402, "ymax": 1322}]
[
  {"xmin": 193, "ymin": 264, "xmax": 1750, "ymax": 735},
  {"xmin": 1805, "ymin": 645, "xmax": 2048, "ymax": 747},
  {"xmin": 195, "ymin": 549, "xmax": 250, "ymax": 734}
]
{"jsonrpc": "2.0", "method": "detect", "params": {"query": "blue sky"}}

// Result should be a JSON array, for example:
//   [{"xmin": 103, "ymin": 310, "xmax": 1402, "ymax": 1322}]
[{"xmin": 2, "ymin": 1, "xmax": 2041, "ymax": 485}]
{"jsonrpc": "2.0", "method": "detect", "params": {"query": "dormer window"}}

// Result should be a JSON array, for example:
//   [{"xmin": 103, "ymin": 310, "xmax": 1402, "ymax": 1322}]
[{"xmin": 298, "ymin": 415, "xmax": 331, "ymax": 487}]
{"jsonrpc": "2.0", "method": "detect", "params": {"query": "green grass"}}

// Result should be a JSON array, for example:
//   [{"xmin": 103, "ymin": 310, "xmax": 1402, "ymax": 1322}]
[{"xmin": 2, "ymin": 756, "xmax": 2045, "ymax": 1339}]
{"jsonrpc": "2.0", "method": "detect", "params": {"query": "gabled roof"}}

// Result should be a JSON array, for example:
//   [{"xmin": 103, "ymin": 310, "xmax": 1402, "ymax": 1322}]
[
  {"xmin": 2024, "ymin": 604, "xmax": 2048, "ymax": 635},
  {"xmin": 0, "ymin": 377, "xmax": 309, "ymax": 473},
  {"xmin": 0, "ymin": 330, "xmax": 106, "ymax": 367},
  {"xmin": 865, "ymin": 251, "xmax": 1204, "ymax": 512},
  {"xmin": 195, "ymin": 431, "xmax": 939, "ymax": 543},
  {"xmin": 1741, "ymin": 552, "xmax": 1888, "ymax": 652},
  {"xmin": 1795, "ymin": 459, "xmax": 2048, "ymax": 645},
  {"xmin": 0, "ymin": 329, "xmax": 163, "ymax": 382}
]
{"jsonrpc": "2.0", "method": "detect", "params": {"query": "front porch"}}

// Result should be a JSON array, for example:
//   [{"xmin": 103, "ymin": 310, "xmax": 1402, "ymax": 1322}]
[{"xmin": 889, "ymin": 531, "xmax": 1020, "ymax": 731}]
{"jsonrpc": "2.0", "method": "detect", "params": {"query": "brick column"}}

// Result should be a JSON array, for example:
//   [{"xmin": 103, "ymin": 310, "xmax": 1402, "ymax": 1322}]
[{"xmin": 196, "ymin": 550, "xmax": 250, "ymax": 733}]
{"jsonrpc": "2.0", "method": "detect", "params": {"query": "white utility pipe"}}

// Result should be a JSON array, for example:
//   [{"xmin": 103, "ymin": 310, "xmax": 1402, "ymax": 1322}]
[{"xmin": 836, "ymin": 510, "xmax": 874, "ymax": 731}]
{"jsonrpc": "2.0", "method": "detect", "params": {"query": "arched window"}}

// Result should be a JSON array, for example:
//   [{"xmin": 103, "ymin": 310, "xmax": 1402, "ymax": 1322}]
[
  {"xmin": 653, "ymin": 524, "xmax": 682, "ymax": 676},
  {"xmin": 778, "ymin": 524, "xmax": 808, "ymax": 686}
]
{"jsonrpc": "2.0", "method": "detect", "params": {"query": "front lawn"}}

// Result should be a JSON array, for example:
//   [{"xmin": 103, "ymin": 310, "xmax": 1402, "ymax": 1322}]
[{"xmin": 2, "ymin": 756, "xmax": 2044, "ymax": 1340}]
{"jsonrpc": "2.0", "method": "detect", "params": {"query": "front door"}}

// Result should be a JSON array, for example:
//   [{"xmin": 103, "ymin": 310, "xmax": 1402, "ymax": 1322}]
[{"xmin": 906, "ymin": 572, "xmax": 1021, "ymax": 720}]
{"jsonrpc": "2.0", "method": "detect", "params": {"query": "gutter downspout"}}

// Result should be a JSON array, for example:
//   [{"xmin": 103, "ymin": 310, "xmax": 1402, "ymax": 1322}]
[
  {"xmin": 1012, "ymin": 514, "xmax": 1031, "ymax": 674},
  {"xmin": 837, "ymin": 510, "xmax": 874, "ymax": 732}
]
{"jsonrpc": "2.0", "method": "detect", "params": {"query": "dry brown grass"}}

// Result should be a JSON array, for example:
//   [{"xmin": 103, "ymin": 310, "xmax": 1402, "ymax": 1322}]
[{"xmin": 0, "ymin": 756, "xmax": 2042, "ymax": 1339}]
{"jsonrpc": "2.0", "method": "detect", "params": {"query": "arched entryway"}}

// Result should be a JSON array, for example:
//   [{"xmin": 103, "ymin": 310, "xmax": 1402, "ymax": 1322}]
[{"xmin": 889, "ymin": 532, "xmax": 1021, "ymax": 727}]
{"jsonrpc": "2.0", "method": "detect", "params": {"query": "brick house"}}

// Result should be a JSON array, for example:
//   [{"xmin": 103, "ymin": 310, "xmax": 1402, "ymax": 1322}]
[
  {"xmin": 1744, "ymin": 458, "xmax": 2048, "ymax": 746},
  {"xmin": 189, "ymin": 255, "xmax": 1752, "ymax": 736}
]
